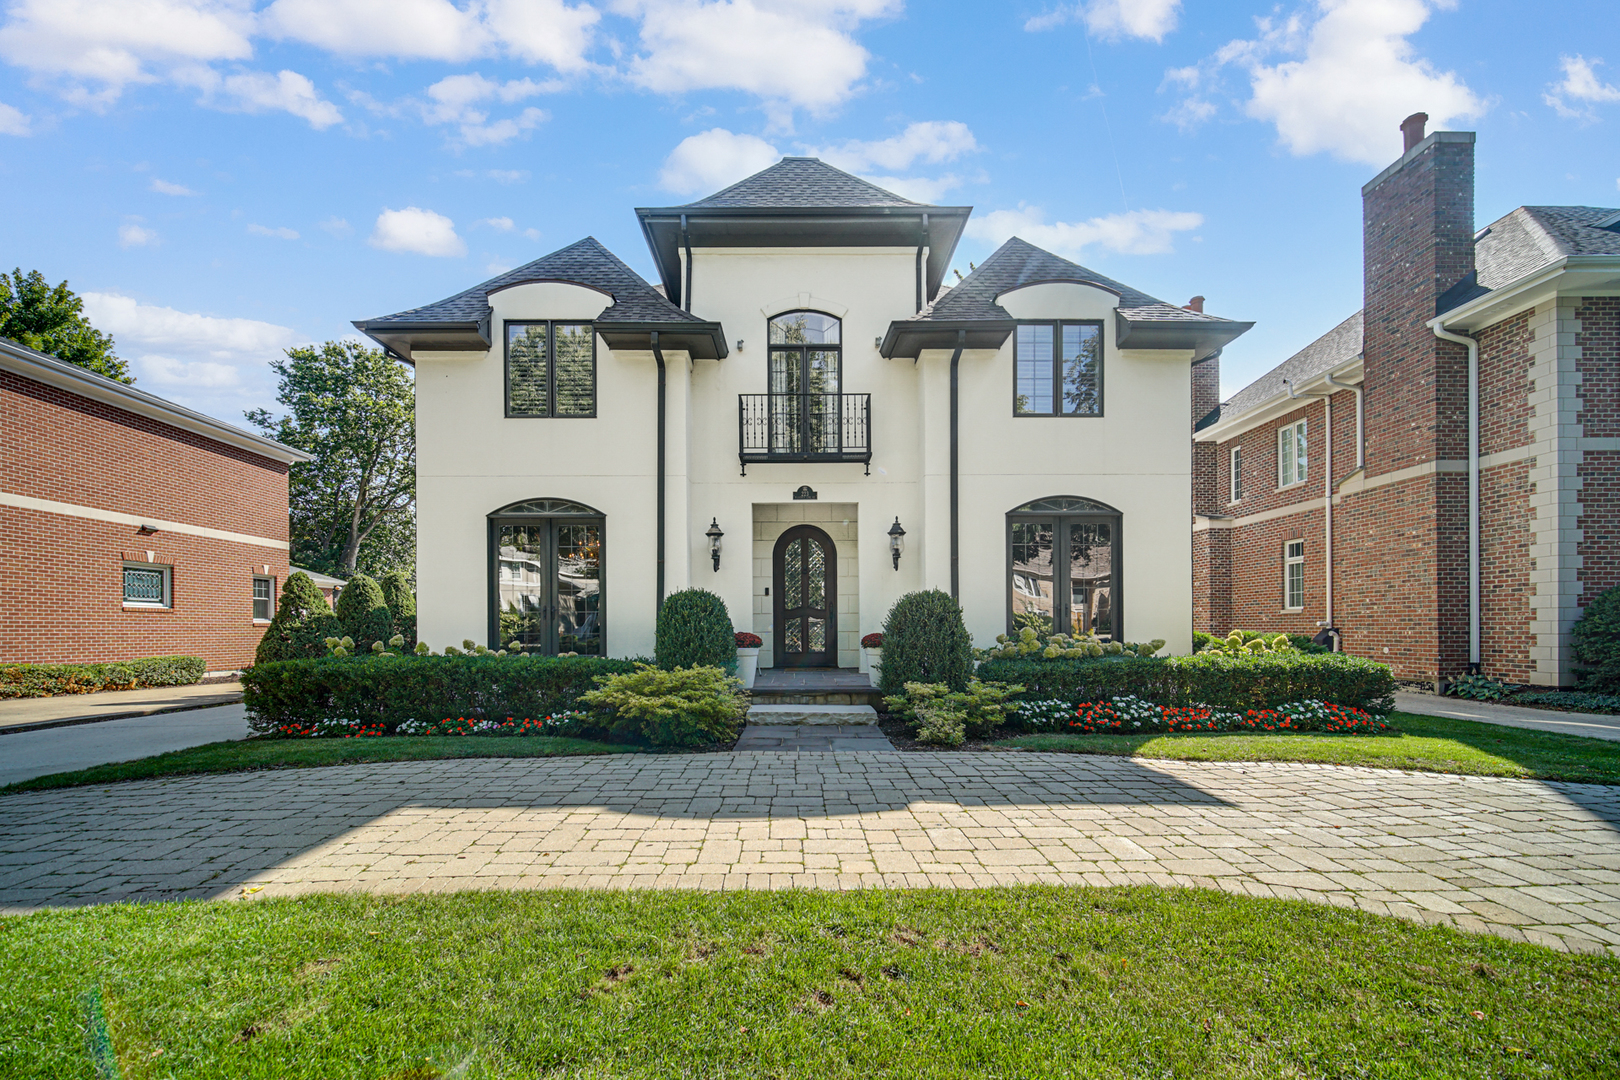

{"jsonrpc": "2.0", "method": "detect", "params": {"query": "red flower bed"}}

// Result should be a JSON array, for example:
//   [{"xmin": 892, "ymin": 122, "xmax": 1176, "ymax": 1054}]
[{"xmin": 1064, "ymin": 697, "xmax": 1386, "ymax": 736}]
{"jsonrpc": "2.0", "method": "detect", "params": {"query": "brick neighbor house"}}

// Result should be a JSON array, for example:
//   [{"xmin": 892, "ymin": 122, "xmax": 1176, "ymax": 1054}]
[
  {"xmin": 0, "ymin": 336, "xmax": 310, "ymax": 673},
  {"xmin": 1192, "ymin": 116, "xmax": 1620, "ymax": 689}
]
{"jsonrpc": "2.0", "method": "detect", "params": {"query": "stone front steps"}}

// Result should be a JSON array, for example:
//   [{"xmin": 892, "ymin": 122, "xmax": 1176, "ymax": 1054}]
[{"xmin": 745, "ymin": 703, "xmax": 879, "ymax": 726}]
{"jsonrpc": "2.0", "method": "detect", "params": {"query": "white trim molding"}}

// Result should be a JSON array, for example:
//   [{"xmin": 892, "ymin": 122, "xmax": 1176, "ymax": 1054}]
[
  {"xmin": 1526, "ymin": 298, "xmax": 1585, "ymax": 687},
  {"xmin": 0, "ymin": 492, "xmax": 292, "ymax": 551}
]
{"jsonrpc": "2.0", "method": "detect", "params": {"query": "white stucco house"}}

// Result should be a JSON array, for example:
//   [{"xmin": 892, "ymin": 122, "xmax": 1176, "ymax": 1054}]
[{"xmin": 356, "ymin": 159, "xmax": 1251, "ymax": 667}]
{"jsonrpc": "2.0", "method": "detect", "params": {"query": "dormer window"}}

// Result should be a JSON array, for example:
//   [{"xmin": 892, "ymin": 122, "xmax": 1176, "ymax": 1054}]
[
  {"xmin": 1014, "ymin": 321, "xmax": 1102, "ymax": 416},
  {"xmin": 506, "ymin": 321, "xmax": 596, "ymax": 418}
]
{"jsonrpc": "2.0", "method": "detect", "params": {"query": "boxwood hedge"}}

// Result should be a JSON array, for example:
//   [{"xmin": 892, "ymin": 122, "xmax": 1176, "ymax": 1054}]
[
  {"xmin": 975, "ymin": 652, "xmax": 1396, "ymax": 714},
  {"xmin": 0, "ymin": 655, "xmax": 207, "ymax": 699},
  {"xmin": 241, "ymin": 654, "xmax": 638, "ymax": 735}
]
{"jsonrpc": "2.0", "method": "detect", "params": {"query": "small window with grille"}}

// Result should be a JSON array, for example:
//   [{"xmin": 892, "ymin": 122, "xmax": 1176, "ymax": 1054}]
[
  {"xmin": 123, "ymin": 563, "xmax": 171, "ymax": 608},
  {"xmin": 253, "ymin": 576, "xmax": 274, "ymax": 621},
  {"xmin": 1283, "ymin": 540, "xmax": 1305, "ymax": 611}
]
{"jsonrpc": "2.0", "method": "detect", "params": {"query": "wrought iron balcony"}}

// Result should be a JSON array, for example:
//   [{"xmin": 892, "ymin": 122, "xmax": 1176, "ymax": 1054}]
[{"xmin": 738, "ymin": 392, "xmax": 872, "ymax": 472}]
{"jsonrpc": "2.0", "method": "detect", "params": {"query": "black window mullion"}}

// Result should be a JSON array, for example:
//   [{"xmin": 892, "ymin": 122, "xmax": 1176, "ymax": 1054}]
[
  {"xmin": 1052, "ymin": 322, "xmax": 1063, "ymax": 417},
  {"xmin": 547, "ymin": 321, "xmax": 556, "ymax": 417}
]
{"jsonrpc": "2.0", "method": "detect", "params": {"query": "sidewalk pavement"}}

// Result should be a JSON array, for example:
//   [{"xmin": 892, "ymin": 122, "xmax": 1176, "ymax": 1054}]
[
  {"xmin": 1395, "ymin": 692, "xmax": 1620, "ymax": 742},
  {"xmin": 0, "ymin": 681, "xmax": 243, "ymax": 733},
  {"xmin": 0, "ymin": 704, "xmax": 251, "ymax": 787}
]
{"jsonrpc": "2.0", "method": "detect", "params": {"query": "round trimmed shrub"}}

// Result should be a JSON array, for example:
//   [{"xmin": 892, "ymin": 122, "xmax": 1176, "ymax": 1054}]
[
  {"xmin": 656, "ymin": 589, "xmax": 738, "ymax": 672},
  {"xmin": 879, "ymin": 589, "xmax": 972, "ymax": 694},
  {"xmin": 255, "ymin": 572, "xmax": 342, "ymax": 664},
  {"xmin": 335, "ymin": 573, "xmax": 393, "ymax": 650},
  {"xmin": 378, "ymin": 570, "xmax": 416, "ymax": 649},
  {"xmin": 1574, "ymin": 586, "xmax": 1620, "ymax": 691}
]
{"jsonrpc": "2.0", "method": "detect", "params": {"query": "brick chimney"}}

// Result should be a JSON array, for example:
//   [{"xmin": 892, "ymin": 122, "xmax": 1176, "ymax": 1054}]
[{"xmin": 1183, "ymin": 295, "xmax": 1205, "ymax": 314}]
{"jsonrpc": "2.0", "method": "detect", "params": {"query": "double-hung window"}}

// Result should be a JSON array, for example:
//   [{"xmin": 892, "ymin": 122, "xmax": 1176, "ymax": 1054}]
[
  {"xmin": 1283, "ymin": 540, "xmax": 1305, "ymax": 610},
  {"xmin": 1230, "ymin": 446, "xmax": 1244, "ymax": 503},
  {"xmin": 253, "ymin": 575, "xmax": 274, "ymax": 621},
  {"xmin": 123, "ymin": 562, "xmax": 171, "ymax": 608},
  {"xmin": 1015, "ymin": 322, "xmax": 1102, "ymax": 416},
  {"xmin": 1278, "ymin": 420, "xmax": 1307, "ymax": 488},
  {"xmin": 506, "ymin": 321, "xmax": 596, "ymax": 417}
]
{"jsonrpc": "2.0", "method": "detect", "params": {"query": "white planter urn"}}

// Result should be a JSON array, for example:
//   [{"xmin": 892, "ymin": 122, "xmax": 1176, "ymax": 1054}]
[
  {"xmin": 736, "ymin": 647, "xmax": 761, "ymax": 689},
  {"xmin": 864, "ymin": 647, "xmax": 882, "ymax": 689}
]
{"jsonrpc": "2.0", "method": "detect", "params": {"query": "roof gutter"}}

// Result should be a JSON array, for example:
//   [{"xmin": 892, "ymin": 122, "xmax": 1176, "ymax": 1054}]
[
  {"xmin": 949, "ymin": 329, "xmax": 965, "ymax": 601},
  {"xmin": 1435, "ymin": 254, "xmax": 1620, "ymax": 327},
  {"xmin": 1431, "ymin": 319, "xmax": 1481, "ymax": 674}
]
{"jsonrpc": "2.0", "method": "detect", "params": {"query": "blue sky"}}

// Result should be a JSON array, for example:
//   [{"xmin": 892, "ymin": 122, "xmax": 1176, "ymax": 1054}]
[{"xmin": 1, "ymin": 0, "xmax": 1617, "ymax": 425}]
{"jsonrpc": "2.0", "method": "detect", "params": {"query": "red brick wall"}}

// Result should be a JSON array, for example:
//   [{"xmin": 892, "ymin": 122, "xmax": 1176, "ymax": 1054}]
[
  {"xmin": 1, "ymin": 370, "xmax": 292, "ymax": 670},
  {"xmin": 1476, "ymin": 312, "xmax": 1533, "ymax": 455},
  {"xmin": 1478, "ymin": 459, "xmax": 1533, "ymax": 681},
  {"xmin": 1578, "ymin": 297, "xmax": 1620, "ymax": 606}
]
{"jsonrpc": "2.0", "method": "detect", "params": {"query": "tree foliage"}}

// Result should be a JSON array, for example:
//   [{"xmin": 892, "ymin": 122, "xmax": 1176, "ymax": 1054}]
[
  {"xmin": 246, "ymin": 340, "xmax": 414, "ymax": 576},
  {"xmin": 0, "ymin": 268, "xmax": 130, "ymax": 383},
  {"xmin": 255, "ymin": 572, "xmax": 342, "ymax": 665},
  {"xmin": 334, "ymin": 573, "xmax": 393, "ymax": 649}
]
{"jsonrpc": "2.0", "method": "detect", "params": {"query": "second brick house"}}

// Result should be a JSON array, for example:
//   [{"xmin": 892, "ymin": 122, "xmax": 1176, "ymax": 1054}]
[{"xmin": 1192, "ymin": 116, "xmax": 1620, "ymax": 689}]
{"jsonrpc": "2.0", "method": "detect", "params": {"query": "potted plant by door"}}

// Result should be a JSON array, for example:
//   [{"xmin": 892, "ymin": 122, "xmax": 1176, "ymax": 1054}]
[
  {"xmin": 735, "ymin": 631, "xmax": 763, "ymax": 689},
  {"xmin": 861, "ymin": 632, "xmax": 884, "ymax": 689}
]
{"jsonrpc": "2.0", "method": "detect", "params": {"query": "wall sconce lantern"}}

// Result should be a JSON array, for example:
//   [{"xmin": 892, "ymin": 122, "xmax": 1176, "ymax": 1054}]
[
  {"xmin": 706, "ymin": 518, "xmax": 724, "ymax": 572},
  {"xmin": 888, "ymin": 516, "xmax": 906, "ymax": 570}
]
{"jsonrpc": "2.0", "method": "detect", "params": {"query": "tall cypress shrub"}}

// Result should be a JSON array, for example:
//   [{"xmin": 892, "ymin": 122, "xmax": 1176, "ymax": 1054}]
[
  {"xmin": 655, "ymin": 589, "xmax": 737, "ymax": 671},
  {"xmin": 879, "ymin": 590, "xmax": 973, "ymax": 693},
  {"xmin": 335, "ymin": 573, "xmax": 393, "ymax": 649},
  {"xmin": 378, "ymin": 570, "xmax": 416, "ymax": 648},
  {"xmin": 255, "ymin": 572, "xmax": 342, "ymax": 664}
]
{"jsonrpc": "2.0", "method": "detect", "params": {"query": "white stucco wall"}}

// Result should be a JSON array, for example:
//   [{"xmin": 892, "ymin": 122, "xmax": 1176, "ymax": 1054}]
[{"xmin": 414, "ymin": 250, "xmax": 1195, "ymax": 663}]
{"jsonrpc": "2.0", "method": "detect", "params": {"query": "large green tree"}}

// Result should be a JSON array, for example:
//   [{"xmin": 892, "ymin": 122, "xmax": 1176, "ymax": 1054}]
[
  {"xmin": 0, "ymin": 268, "xmax": 131, "ymax": 383},
  {"xmin": 246, "ymin": 340, "xmax": 415, "ymax": 577}
]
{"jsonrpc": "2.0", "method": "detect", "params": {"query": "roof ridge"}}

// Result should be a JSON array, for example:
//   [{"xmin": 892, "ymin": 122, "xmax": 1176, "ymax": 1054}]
[{"xmin": 677, "ymin": 156, "xmax": 922, "ymax": 209}]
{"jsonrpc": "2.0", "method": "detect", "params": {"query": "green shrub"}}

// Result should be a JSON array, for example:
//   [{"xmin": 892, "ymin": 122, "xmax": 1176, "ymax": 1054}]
[
  {"xmin": 975, "ymin": 652, "xmax": 1396, "ymax": 714},
  {"xmin": 578, "ymin": 664, "xmax": 746, "ymax": 747},
  {"xmin": 1573, "ymin": 586, "xmax": 1620, "ymax": 692},
  {"xmin": 982, "ymin": 626, "xmax": 1164, "ymax": 661},
  {"xmin": 655, "ymin": 589, "xmax": 737, "ymax": 672},
  {"xmin": 1447, "ymin": 673, "xmax": 1515, "ymax": 701},
  {"xmin": 0, "ymin": 655, "xmax": 207, "ymax": 698},
  {"xmin": 335, "ymin": 573, "xmax": 393, "ymax": 650},
  {"xmin": 255, "ymin": 572, "xmax": 342, "ymax": 665},
  {"xmin": 879, "ymin": 590, "xmax": 973, "ymax": 694},
  {"xmin": 1515, "ymin": 690, "xmax": 1620, "ymax": 714},
  {"xmin": 885, "ymin": 679, "xmax": 1025, "ymax": 742},
  {"xmin": 378, "ymin": 571, "xmax": 416, "ymax": 649},
  {"xmin": 241, "ymin": 654, "xmax": 637, "ymax": 735}
]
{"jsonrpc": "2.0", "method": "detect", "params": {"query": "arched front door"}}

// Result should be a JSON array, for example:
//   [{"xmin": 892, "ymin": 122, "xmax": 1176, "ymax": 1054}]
[{"xmin": 773, "ymin": 524, "xmax": 837, "ymax": 668}]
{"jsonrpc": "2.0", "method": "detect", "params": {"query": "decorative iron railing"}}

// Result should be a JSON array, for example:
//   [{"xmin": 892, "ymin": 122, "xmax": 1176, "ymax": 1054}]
[{"xmin": 738, "ymin": 393, "xmax": 872, "ymax": 472}]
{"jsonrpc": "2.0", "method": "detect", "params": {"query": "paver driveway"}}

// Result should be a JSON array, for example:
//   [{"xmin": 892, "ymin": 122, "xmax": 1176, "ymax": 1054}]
[{"xmin": 4, "ymin": 752, "xmax": 1620, "ymax": 955}]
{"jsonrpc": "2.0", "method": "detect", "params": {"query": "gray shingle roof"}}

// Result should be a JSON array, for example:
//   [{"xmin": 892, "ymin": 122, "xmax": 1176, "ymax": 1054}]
[
  {"xmin": 362, "ymin": 237, "xmax": 702, "ymax": 326},
  {"xmin": 1474, "ymin": 205, "xmax": 1620, "ymax": 289},
  {"xmin": 680, "ymin": 157, "xmax": 921, "ymax": 209},
  {"xmin": 914, "ymin": 237, "xmax": 1227, "ymax": 324},
  {"xmin": 1219, "ymin": 310, "xmax": 1363, "ymax": 422}
]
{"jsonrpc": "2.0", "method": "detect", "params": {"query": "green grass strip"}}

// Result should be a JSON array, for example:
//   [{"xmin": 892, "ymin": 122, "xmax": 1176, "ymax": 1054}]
[
  {"xmin": 1, "ymin": 735, "xmax": 638, "ymax": 795},
  {"xmin": 80, "ymin": 987, "xmax": 121, "ymax": 1080},
  {"xmin": 996, "ymin": 710, "xmax": 1620, "ymax": 783},
  {"xmin": 6, "ymin": 887, "xmax": 1617, "ymax": 1078}
]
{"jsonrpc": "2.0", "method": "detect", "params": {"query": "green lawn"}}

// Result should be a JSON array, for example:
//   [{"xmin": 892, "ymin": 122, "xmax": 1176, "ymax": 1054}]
[
  {"xmin": 0, "ymin": 736, "xmax": 637, "ymax": 795},
  {"xmin": 5, "ymin": 887, "xmax": 1617, "ymax": 1079},
  {"xmin": 997, "ymin": 711, "xmax": 1620, "ymax": 784}
]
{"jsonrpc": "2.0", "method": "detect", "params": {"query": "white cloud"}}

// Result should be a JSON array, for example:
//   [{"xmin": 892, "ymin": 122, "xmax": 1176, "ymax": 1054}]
[
  {"xmin": 139, "ymin": 354, "xmax": 244, "ymax": 387},
  {"xmin": 966, "ymin": 205, "xmax": 1203, "ymax": 259},
  {"xmin": 0, "ymin": 101, "xmax": 30, "ymax": 135},
  {"xmin": 485, "ymin": 169, "xmax": 528, "ymax": 183},
  {"xmin": 118, "ymin": 222, "xmax": 158, "ymax": 247},
  {"xmin": 180, "ymin": 67, "xmax": 343, "ymax": 128},
  {"xmin": 262, "ymin": 0, "xmax": 489, "ymax": 62},
  {"xmin": 1025, "ymin": 0, "xmax": 1181, "ymax": 42},
  {"xmin": 861, "ymin": 174, "xmax": 959, "ymax": 203},
  {"xmin": 421, "ymin": 73, "xmax": 552, "ymax": 145},
  {"xmin": 1545, "ymin": 55, "xmax": 1620, "ymax": 120},
  {"xmin": 247, "ymin": 223, "xmax": 299, "ymax": 239},
  {"xmin": 320, "ymin": 216, "xmax": 352, "ymax": 237},
  {"xmin": 369, "ymin": 206, "xmax": 466, "ymax": 257},
  {"xmin": 1166, "ymin": 0, "xmax": 1484, "ymax": 166},
  {"xmin": 149, "ymin": 177, "xmax": 195, "ymax": 195},
  {"xmin": 483, "ymin": 0, "xmax": 601, "ymax": 72},
  {"xmin": 617, "ymin": 0, "xmax": 900, "ymax": 117},
  {"xmin": 809, "ymin": 120, "xmax": 977, "ymax": 172},
  {"xmin": 482, "ymin": 216, "xmax": 516, "ymax": 231},
  {"xmin": 658, "ymin": 127, "xmax": 780, "ymax": 194}
]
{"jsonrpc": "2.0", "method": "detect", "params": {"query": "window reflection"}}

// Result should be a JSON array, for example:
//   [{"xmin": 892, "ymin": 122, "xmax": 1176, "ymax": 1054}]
[
  {"xmin": 1010, "ymin": 519, "xmax": 1055, "ymax": 636},
  {"xmin": 494, "ymin": 515, "xmax": 603, "ymax": 655}
]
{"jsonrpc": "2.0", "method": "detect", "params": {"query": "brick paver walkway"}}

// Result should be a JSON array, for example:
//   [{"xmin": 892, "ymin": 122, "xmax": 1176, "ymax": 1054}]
[{"xmin": 4, "ymin": 753, "xmax": 1620, "ymax": 954}]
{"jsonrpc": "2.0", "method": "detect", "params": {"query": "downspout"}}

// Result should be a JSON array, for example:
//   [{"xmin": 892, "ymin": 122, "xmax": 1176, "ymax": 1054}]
[
  {"xmin": 1433, "ymin": 323, "xmax": 1481, "ymax": 673},
  {"xmin": 1324, "ymin": 371, "xmax": 1363, "ymax": 471},
  {"xmin": 1285, "ymin": 379, "xmax": 1335, "ymax": 636},
  {"xmin": 949, "ymin": 329, "xmax": 964, "ymax": 600},
  {"xmin": 915, "ymin": 213, "xmax": 929, "ymax": 314},
  {"xmin": 651, "ymin": 331, "xmax": 667, "ymax": 611},
  {"xmin": 680, "ymin": 214, "xmax": 692, "ymax": 313}
]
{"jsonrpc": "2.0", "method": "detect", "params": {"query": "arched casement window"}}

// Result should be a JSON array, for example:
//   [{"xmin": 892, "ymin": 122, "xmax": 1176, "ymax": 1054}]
[
  {"xmin": 488, "ymin": 499, "xmax": 603, "ymax": 655},
  {"xmin": 1007, "ymin": 496, "xmax": 1121, "ymax": 640}
]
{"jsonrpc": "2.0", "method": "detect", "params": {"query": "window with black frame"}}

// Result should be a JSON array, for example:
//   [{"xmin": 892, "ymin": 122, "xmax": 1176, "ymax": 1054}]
[
  {"xmin": 1007, "ymin": 497, "xmax": 1120, "ymax": 639},
  {"xmin": 506, "ymin": 321, "xmax": 596, "ymax": 417},
  {"xmin": 489, "ymin": 500, "xmax": 603, "ymax": 655},
  {"xmin": 767, "ymin": 311, "xmax": 840, "ymax": 453},
  {"xmin": 1014, "ymin": 321, "xmax": 1102, "ymax": 416}
]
